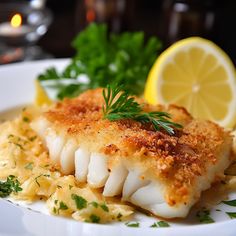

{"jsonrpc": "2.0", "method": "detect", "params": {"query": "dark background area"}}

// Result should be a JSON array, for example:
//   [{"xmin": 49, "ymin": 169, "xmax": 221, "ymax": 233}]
[{"xmin": 38, "ymin": 0, "xmax": 236, "ymax": 63}]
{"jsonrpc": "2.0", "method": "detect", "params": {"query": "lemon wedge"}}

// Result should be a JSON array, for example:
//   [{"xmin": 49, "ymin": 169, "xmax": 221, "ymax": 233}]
[
  {"xmin": 144, "ymin": 37, "xmax": 236, "ymax": 128},
  {"xmin": 34, "ymin": 80, "xmax": 52, "ymax": 106}
]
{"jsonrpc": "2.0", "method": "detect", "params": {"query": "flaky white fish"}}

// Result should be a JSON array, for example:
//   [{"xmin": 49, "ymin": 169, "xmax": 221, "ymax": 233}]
[{"xmin": 31, "ymin": 88, "xmax": 233, "ymax": 219}]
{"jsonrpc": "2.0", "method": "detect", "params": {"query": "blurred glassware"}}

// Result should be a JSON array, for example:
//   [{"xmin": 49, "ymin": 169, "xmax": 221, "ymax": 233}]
[
  {"xmin": 75, "ymin": 0, "xmax": 126, "ymax": 33},
  {"xmin": 161, "ymin": 0, "xmax": 216, "ymax": 46},
  {"xmin": 30, "ymin": 0, "xmax": 46, "ymax": 9},
  {"xmin": 0, "ymin": 0, "xmax": 52, "ymax": 64}
]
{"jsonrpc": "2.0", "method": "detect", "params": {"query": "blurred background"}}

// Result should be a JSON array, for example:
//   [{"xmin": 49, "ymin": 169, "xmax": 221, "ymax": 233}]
[{"xmin": 1, "ymin": 0, "xmax": 236, "ymax": 64}]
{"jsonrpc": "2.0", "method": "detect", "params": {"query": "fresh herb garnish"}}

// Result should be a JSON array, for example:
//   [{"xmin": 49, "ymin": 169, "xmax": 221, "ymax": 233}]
[
  {"xmin": 0, "ymin": 175, "xmax": 22, "ymax": 197},
  {"xmin": 34, "ymin": 176, "xmax": 41, "ymax": 187},
  {"xmin": 125, "ymin": 222, "xmax": 140, "ymax": 228},
  {"xmin": 53, "ymin": 207, "xmax": 57, "ymax": 214},
  {"xmin": 196, "ymin": 209, "xmax": 215, "ymax": 224},
  {"xmin": 37, "ymin": 23, "xmax": 162, "ymax": 99},
  {"xmin": 24, "ymin": 162, "xmax": 33, "ymax": 170},
  {"xmin": 102, "ymin": 84, "xmax": 182, "ymax": 135},
  {"xmin": 59, "ymin": 201, "xmax": 68, "ymax": 211},
  {"xmin": 71, "ymin": 194, "xmax": 87, "ymax": 210},
  {"xmin": 117, "ymin": 213, "xmax": 123, "ymax": 220},
  {"xmin": 53, "ymin": 200, "xmax": 68, "ymax": 214},
  {"xmin": 34, "ymin": 174, "xmax": 50, "ymax": 187},
  {"xmin": 89, "ymin": 201, "xmax": 109, "ymax": 212},
  {"xmin": 150, "ymin": 221, "xmax": 170, "ymax": 228},
  {"xmin": 23, "ymin": 117, "xmax": 30, "ymax": 123},
  {"xmin": 100, "ymin": 203, "xmax": 109, "ymax": 212},
  {"xmin": 29, "ymin": 136, "xmax": 37, "ymax": 142},
  {"xmin": 89, "ymin": 214, "xmax": 100, "ymax": 223},
  {"xmin": 222, "ymin": 199, "xmax": 236, "ymax": 207},
  {"xmin": 69, "ymin": 185, "xmax": 73, "ymax": 190},
  {"xmin": 90, "ymin": 201, "xmax": 99, "ymax": 208},
  {"xmin": 8, "ymin": 135, "xmax": 25, "ymax": 150},
  {"xmin": 226, "ymin": 212, "xmax": 236, "ymax": 219},
  {"xmin": 15, "ymin": 143, "xmax": 23, "ymax": 150},
  {"xmin": 53, "ymin": 200, "xmax": 69, "ymax": 215}
]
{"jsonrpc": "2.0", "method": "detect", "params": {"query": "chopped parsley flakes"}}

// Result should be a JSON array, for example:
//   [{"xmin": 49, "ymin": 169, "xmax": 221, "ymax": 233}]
[
  {"xmin": 69, "ymin": 185, "xmax": 73, "ymax": 190},
  {"xmin": 59, "ymin": 201, "xmax": 68, "ymax": 211},
  {"xmin": 90, "ymin": 201, "xmax": 99, "ymax": 208},
  {"xmin": 150, "ymin": 221, "xmax": 170, "ymax": 228},
  {"xmin": 125, "ymin": 222, "xmax": 140, "ymax": 227},
  {"xmin": 222, "ymin": 199, "xmax": 236, "ymax": 207},
  {"xmin": 89, "ymin": 214, "xmax": 100, "ymax": 223},
  {"xmin": 71, "ymin": 194, "xmax": 87, "ymax": 210},
  {"xmin": 100, "ymin": 203, "xmax": 109, "ymax": 212},
  {"xmin": 53, "ymin": 200, "xmax": 69, "ymax": 214},
  {"xmin": 24, "ymin": 162, "xmax": 33, "ymax": 170},
  {"xmin": 29, "ymin": 136, "xmax": 37, "ymax": 142},
  {"xmin": 23, "ymin": 117, "xmax": 30, "ymax": 123},
  {"xmin": 226, "ymin": 212, "xmax": 236, "ymax": 219},
  {"xmin": 34, "ymin": 174, "xmax": 50, "ymax": 187},
  {"xmin": 196, "ymin": 209, "xmax": 215, "ymax": 224},
  {"xmin": 89, "ymin": 201, "xmax": 109, "ymax": 212},
  {"xmin": 117, "ymin": 213, "xmax": 123, "ymax": 220}
]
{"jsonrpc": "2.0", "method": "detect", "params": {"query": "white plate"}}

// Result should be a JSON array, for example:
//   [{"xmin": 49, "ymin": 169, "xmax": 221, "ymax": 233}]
[{"xmin": 0, "ymin": 59, "xmax": 236, "ymax": 236}]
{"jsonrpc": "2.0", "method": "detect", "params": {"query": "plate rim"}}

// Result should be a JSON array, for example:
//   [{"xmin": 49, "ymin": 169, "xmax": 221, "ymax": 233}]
[{"xmin": 0, "ymin": 59, "xmax": 236, "ymax": 235}]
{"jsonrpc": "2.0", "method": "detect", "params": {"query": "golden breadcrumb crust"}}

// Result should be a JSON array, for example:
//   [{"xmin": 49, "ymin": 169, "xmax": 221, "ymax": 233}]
[{"xmin": 44, "ymin": 88, "xmax": 232, "ymax": 206}]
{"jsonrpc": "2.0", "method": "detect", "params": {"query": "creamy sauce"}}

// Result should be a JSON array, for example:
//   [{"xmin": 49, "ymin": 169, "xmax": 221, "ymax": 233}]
[{"xmin": 0, "ymin": 109, "xmax": 134, "ymax": 223}]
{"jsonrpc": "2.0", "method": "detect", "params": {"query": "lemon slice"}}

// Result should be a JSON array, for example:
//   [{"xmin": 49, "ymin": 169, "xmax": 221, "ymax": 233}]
[
  {"xmin": 144, "ymin": 37, "xmax": 236, "ymax": 128},
  {"xmin": 34, "ymin": 80, "xmax": 52, "ymax": 106}
]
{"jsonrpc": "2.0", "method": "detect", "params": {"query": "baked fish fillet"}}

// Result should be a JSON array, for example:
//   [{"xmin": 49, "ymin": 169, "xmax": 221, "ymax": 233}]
[{"xmin": 31, "ymin": 88, "xmax": 233, "ymax": 219}]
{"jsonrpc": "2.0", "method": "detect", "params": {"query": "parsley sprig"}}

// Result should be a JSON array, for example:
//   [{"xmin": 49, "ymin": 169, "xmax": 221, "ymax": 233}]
[
  {"xmin": 102, "ymin": 85, "xmax": 182, "ymax": 135},
  {"xmin": 0, "ymin": 175, "xmax": 22, "ymax": 198},
  {"xmin": 37, "ymin": 23, "xmax": 162, "ymax": 99}
]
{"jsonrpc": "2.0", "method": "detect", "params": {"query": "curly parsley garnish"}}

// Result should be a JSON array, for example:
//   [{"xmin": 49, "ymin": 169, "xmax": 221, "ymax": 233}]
[
  {"xmin": 102, "ymin": 84, "xmax": 182, "ymax": 135},
  {"xmin": 0, "ymin": 175, "xmax": 22, "ymax": 197}
]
